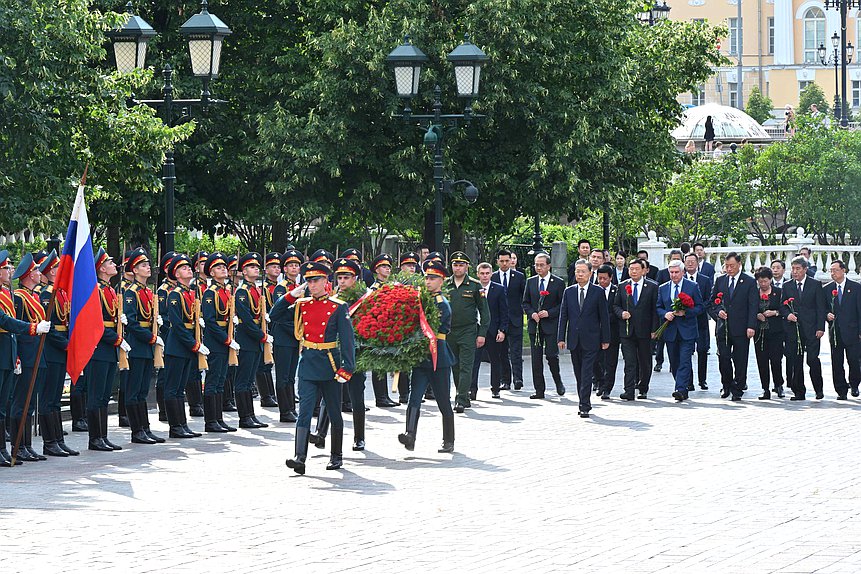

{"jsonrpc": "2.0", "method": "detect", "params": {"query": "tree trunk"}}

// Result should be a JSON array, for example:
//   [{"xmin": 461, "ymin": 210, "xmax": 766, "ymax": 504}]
[{"xmin": 271, "ymin": 219, "xmax": 289, "ymax": 252}]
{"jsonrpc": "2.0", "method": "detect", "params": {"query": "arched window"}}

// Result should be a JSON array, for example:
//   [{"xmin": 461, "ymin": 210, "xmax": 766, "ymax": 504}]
[{"xmin": 803, "ymin": 7, "xmax": 826, "ymax": 63}]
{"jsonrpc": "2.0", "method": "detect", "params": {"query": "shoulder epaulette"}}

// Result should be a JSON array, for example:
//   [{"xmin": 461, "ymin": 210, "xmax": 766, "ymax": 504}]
[
  {"xmin": 435, "ymin": 294, "xmax": 444, "ymax": 303},
  {"xmin": 329, "ymin": 296, "xmax": 345, "ymax": 305}
]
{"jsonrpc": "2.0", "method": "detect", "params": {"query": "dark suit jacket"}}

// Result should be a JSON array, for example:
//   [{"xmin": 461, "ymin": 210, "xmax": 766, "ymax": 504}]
[
  {"xmin": 613, "ymin": 267, "xmax": 629, "ymax": 285},
  {"xmin": 806, "ymin": 266, "xmax": 817, "ymax": 279},
  {"xmin": 601, "ymin": 284, "xmax": 620, "ymax": 344},
  {"xmin": 645, "ymin": 266, "xmax": 658, "ymax": 281},
  {"xmin": 522, "ymin": 273, "xmax": 565, "ymax": 336},
  {"xmin": 823, "ymin": 279, "xmax": 861, "ymax": 344},
  {"xmin": 687, "ymin": 273, "xmax": 713, "ymax": 334},
  {"xmin": 779, "ymin": 277, "xmax": 826, "ymax": 341},
  {"xmin": 557, "ymin": 283, "xmax": 610, "ymax": 351},
  {"xmin": 657, "ymin": 279, "xmax": 704, "ymax": 342},
  {"xmin": 656, "ymin": 267, "xmax": 670, "ymax": 285},
  {"xmin": 482, "ymin": 281, "xmax": 509, "ymax": 337},
  {"xmin": 612, "ymin": 278, "xmax": 660, "ymax": 339},
  {"xmin": 492, "ymin": 268, "xmax": 525, "ymax": 328},
  {"xmin": 708, "ymin": 272, "xmax": 758, "ymax": 338},
  {"xmin": 698, "ymin": 260, "xmax": 716, "ymax": 279}
]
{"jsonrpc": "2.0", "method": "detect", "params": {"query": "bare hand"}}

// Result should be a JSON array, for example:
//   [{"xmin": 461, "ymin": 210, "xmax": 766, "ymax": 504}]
[
  {"xmin": 757, "ymin": 313, "xmax": 766, "ymax": 322},
  {"xmin": 601, "ymin": 343, "xmax": 609, "ymax": 350},
  {"xmin": 531, "ymin": 312, "xmax": 541, "ymax": 323},
  {"xmin": 476, "ymin": 336, "xmax": 486, "ymax": 348},
  {"xmin": 650, "ymin": 332, "xmax": 657, "ymax": 340},
  {"xmin": 664, "ymin": 312, "xmax": 675, "ymax": 321},
  {"xmin": 787, "ymin": 313, "xmax": 798, "ymax": 323},
  {"xmin": 621, "ymin": 311, "xmax": 631, "ymax": 320},
  {"xmin": 746, "ymin": 328, "xmax": 756, "ymax": 338},
  {"xmin": 827, "ymin": 312, "xmax": 835, "ymax": 321},
  {"xmin": 816, "ymin": 330, "xmax": 825, "ymax": 339},
  {"xmin": 558, "ymin": 341, "xmax": 566, "ymax": 351},
  {"xmin": 538, "ymin": 310, "xmax": 549, "ymax": 319},
  {"xmin": 496, "ymin": 331, "xmax": 506, "ymax": 343},
  {"xmin": 718, "ymin": 310, "xmax": 728, "ymax": 320}
]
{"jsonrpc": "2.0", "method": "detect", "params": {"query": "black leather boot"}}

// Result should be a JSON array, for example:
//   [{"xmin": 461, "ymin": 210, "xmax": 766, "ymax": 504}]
[
  {"xmin": 0, "ymin": 417, "xmax": 21, "ymax": 465},
  {"xmin": 255, "ymin": 371, "xmax": 270, "ymax": 406},
  {"xmin": 276, "ymin": 385, "xmax": 297, "ymax": 423},
  {"xmin": 215, "ymin": 393, "xmax": 236, "ymax": 431},
  {"xmin": 223, "ymin": 373, "xmax": 238, "ymax": 411},
  {"xmin": 139, "ymin": 403, "xmax": 164, "ymax": 443},
  {"xmin": 179, "ymin": 398, "xmax": 201, "ymax": 437},
  {"xmin": 87, "ymin": 410, "xmax": 112, "ymax": 451},
  {"xmin": 100, "ymin": 407, "xmax": 123, "ymax": 450},
  {"xmin": 352, "ymin": 406, "xmax": 365, "ymax": 451},
  {"xmin": 236, "ymin": 390, "xmax": 265, "ymax": 429},
  {"xmin": 54, "ymin": 411, "xmax": 79, "ymax": 455},
  {"xmin": 156, "ymin": 385, "xmax": 168, "ymax": 422},
  {"xmin": 10, "ymin": 418, "xmax": 37, "ymax": 462},
  {"xmin": 309, "ymin": 405, "xmax": 329, "ymax": 448},
  {"xmin": 260, "ymin": 369, "xmax": 278, "ymax": 407},
  {"xmin": 439, "ymin": 414, "xmax": 455, "ymax": 453},
  {"xmin": 166, "ymin": 399, "xmax": 195, "ymax": 438},
  {"xmin": 398, "ymin": 406, "xmax": 420, "ymax": 451},
  {"xmin": 186, "ymin": 375, "xmax": 204, "ymax": 417},
  {"xmin": 326, "ymin": 428, "xmax": 343, "ymax": 470},
  {"xmin": 40, "ymin": 414, "xmax": 68, "ymax": 457},
  {"xmin": 372, "ymin": 372, "xmax": 398, "ymax": 407},
  {"xmin": 129, "ymin": 402, "xmax": 156, "ymax": 444},
  {"xmin": 70, "ymin": 393, "xmax": 88, "ymax": 431},
  {"xmin": 117, "ymin": 384, "xmax": 129, "ymax": 427},
  {"xmin": 24, "ymin": 417, "xmax": 47, "ymax": 460},
  {"xmin": 286, "ymin": 426, "xmax": 310, "ymax": 475},
  {"xmin": 204, "ymin": 394, "xmax": 228, "ymax": 433}
]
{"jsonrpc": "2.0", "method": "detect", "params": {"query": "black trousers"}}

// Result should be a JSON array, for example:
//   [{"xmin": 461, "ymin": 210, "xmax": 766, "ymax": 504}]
[
  {"xmin": 500, "ymin": 325, "xmax": 524, "ymax": 386},
  {"xmin": 620, "ymin": 336, "xmax": 653, "ymax": 395},
  {"xmin": 471, "ymin": 337, "xmax": 506, "ymax": 392},
  {"xmin": 528, "ymin": 331, "xmax": 561, "ymax": 395},
  {"xmin": 593, "ymin": 341, "xmax": 620, "ymax": 394},
  {"xmin": 785, "ymin": 333, "xmax": 823, "ymax": 398},
  {"xmin": 696, "ymin": 327, "xmax": 710, "ymax": 384},
  {"xmin": 204, "ymin": 352, "xmax": 228, "ymax": 395},
  {"xmin": 830, "ymin": 339, "xmax": 859, "ymax": 397},
  {"xmin": 717, "ymin": 334, "xmax": 751, "ymax": 397},
  {"xmin": 569, "ymin": 346, "xmax": 598, "ymax": 413},
  {"xmin": 754, "ymin": 335, "xmax": 784, "ymax": 391},
  {"xmin": 85, "ymin": 359, "xmax": 116, "ymax": 411}
]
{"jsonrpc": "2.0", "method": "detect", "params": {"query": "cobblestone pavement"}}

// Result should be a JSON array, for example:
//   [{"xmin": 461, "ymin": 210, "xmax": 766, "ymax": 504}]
[{"xmin": 3, "ymin": 336, "xmax": 861, "ymax": 573}]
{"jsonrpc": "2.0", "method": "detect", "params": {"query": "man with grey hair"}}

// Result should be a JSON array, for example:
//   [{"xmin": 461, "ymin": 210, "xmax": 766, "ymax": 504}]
[
  {"xmin": 657, "ymin": 259, "xmax": 704, "ymax": 402},
  {"xmin": 779, "ymin": 256, "xmax": 826, "ymax": 400},
  {"xmin": 654, "ymin": 249, "xmax": 685, "ymax": 373},
  {"xmin": 523, "ymin": 253, "xmax": 566, "ymax": 399}
]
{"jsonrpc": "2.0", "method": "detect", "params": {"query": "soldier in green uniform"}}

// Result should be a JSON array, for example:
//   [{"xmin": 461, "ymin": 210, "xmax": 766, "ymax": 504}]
[{"xmin": 443, "ymin": 251, "xmax": 489, "ymax": 413}]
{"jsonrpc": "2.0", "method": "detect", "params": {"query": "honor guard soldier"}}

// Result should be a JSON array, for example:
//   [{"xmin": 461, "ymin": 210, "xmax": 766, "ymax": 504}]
[
  {"xmin": 162, "ymin": 254, "xmax": 207, "ymax": 438},
  {"xmin": 86, "ymin": 249, "xmax": 133, "ymax": 451},
  {"xmin": 310, "ymin": 249, "xmax": 334, "ymax": 267},
  {"xmin": 399, "ymin": 252, "xmax": 419, "ymax": 275},
  {"xmin": 155, "ymin": 251, "xmax": 176, "ymax": 422},
  {"xmin": 426, "ymin": 251, "xmax": 444, "ymax": 263},
  {"xmin": 185, "ymin": 251, "xmax": 209, "ymax": 418},
  {"xmin": 271, "ymin": 249, "xmax": 305, "ymax": 423},
  {"xmin": 222, "ymin": 254, "xmax": 240, "ymax": 413},
  {"xmin": 117, "ymin": 249, "xmax": 136, "ymax": 429},
  {"xmin": 369, "ymin": 254, "xmax": 400, "ymax": 408},
  {"xmin": 398, "ymin": 259, "xmax": 455, "ymax": 453},
  {"xmin": 8, "ymin": 254, "xmax": 53, "ymax": 462},
  {"xmin": 444, "ymin": 251, "xmax": 489, "ymax": 412},
  {"xmin": 234, "ymin": 252, "xmax": 272, "ymax": 429},
  {"xmin": 37, "ymin": 250, "xmax": 78, "ymax": 457},
  {"xmin": 303, "ymin": 258, "xmax": 368, "ymax": 451},
  {"xmin": 284, "ymin": 261, "xmax": 356, "ymax": 475},
  {"xmin": 254, "ymin": 251, "xmax": 281, "ymax": 408},
  {"xmin": 341, "ymin": 248, "xmax": 374, "ymax": 288},
  {"xmin": 0, "ymin": 251, "xmax": 50, "ymax": 466},
  {"xmin": 201, "ymin": 252, "xmax": 239, "ymax": 433},
  {"xmin": 122, "ymin": 248, "xmax": 165, "ymax": 445}
]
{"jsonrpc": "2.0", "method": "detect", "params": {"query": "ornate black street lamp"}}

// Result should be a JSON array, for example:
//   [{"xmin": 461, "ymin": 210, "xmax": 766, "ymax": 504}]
[
  {"xmin": 107, "ymin": 1, "xmax": 232, "ymax": 254},
  {"xmin": 386, "ymin": 35, "xmax": 488, "ymax": 253},
  {"xmin": 819, "ymin": 32, "xmax": 854, "ymax": 122},
  {"xmin": 825, "ymin": 0, "xmax": 858, "ymax": 127},
  {"xmin": 637, "ymin": 1, "xmax": 671, "ymax": 26}
]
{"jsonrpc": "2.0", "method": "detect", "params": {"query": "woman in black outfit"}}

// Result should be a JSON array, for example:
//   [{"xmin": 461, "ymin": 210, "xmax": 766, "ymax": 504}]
[
  {"xmin": 753, "ymin": 267, "xmax": 785, "ymax": 399},
  {"xmin": 704, "ymin": 115, "xmax": 715, "ymax": 152}
]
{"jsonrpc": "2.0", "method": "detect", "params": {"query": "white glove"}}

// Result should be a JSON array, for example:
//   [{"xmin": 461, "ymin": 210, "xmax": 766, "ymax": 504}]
[
  {"xmin": 119, "ymin": 340, "xmax": 131, "ymax": 353},
  {"xmin": 14, "ymin": 359, "xmax": 21, "ymax": 375},
  {"xmin": 229, "ymin": 340, "xmax": 240, "ymax": 351},
  {"xmin": 156, "ymin": 315, "xmax": 164, "ymax": 327},
  {"xmin": 120, "ymin": 313, "xmax": 128, "ymax": 325},
  {"xmin": 289, "ymin": 285, "xmax": 305, "ymax": 298},
  {"xmin": 264, "ymin": 313, "xmax": 271, "ymax": 323},
  {"xmin": 198, "ymin": 343, "xmax": 210, "ymax": 356},
  {"xmin": 35, "ymin": 320, "xmax": 51, "ymax": 335},
  {"xmin": 155, "ymin": 336, "xmax": 164, "ymax": 347},
  {"xmin": 198, "ymin": 317, "xmax": 205, "ymax": 328},
  {"xmin": 265, "ymin": 335, "xmax": 274, "ymax": 345},
  {"xmin": 232, "ymin": 315, "xmax": 240, "ymax": 325}
]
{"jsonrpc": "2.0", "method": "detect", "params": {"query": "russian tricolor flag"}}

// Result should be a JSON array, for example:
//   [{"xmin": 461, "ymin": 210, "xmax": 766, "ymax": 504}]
[{"xmin": 55, "ymin": 167, "xmax": 104, "ymax": 384}]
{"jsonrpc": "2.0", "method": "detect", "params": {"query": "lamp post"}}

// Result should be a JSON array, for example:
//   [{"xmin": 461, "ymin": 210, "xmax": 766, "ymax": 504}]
[
  {"xmin": 386, "ymin": 35, "xmax": 488, "ymax": 253},
  {"xmin": 825, "ymin": 0, "xmax": 858, "ymax": 127},
  {"xmin": 107, "ymin": 1, "xmax": 231, "ymax": 255},
  {"xmin": 526, "ymin": 206, "xmax": 544, "ymax": 258},
  {"xmin": 818, "ymin": 33, "xmax": 853, "ymax": 121}
]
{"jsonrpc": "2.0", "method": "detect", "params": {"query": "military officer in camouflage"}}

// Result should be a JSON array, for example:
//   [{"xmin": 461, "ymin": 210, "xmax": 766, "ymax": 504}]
[{"xmin": 444, "ymin": 251, "xmax": 489, "ymax": 413}]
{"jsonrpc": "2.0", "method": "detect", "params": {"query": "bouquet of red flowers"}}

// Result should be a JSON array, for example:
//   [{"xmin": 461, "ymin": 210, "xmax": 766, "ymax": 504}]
[
  {"xmin": 783, "ymin": 297, "xmax": 803, "ymax": 354},
  {"xmin": 351, "ymin": 283, "xmax": 441, "ymax": 373},
  {"xmin": 654, "ymin": 291, "xmax": 695, "ymax": 339}
]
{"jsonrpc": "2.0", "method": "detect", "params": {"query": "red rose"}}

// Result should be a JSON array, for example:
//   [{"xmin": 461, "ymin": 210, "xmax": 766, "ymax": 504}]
[
  {"xmin": 678, "ymin": 292, "xmax": 695, "ymax": 308},
  {"xmin": 716, "ymin": 292, "xmax": 723, "ymax": 297},
  {"xmin": 714, "ymin": 298, "xmax": 722, "ymax": 305},
  {"xmin": 625, "ymin": 284, "xmax": 633, "ymax": 295},
  {"xmin": 833, "ymin": 289, "xmax": 839, "ymax": 296},
  {"xmin": 760, "ymin": 293, "xmax": 769, "ymax": 301},
  {"xmin": 539, "ymin": 290, "xmax": 550, "ymax": 296}
]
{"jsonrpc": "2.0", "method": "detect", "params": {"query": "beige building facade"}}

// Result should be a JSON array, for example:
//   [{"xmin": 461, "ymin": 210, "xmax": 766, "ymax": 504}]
[{"xmin": 673, "ymin": 0, "xmax": 861, "ymax": 115}]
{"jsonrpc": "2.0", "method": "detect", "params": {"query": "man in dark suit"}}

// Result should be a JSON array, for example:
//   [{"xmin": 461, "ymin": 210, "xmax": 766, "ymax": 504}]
[
  {"xmin": 593, "ymin": 265, "xmax": 620, "ymax": 399},
  {"xmin": 637, "ymin": 251, "xmax": 659, "ymax": 281},
  {"xmin": 567, "ymin": 240, "xmax": 592, "ymax": 286},
  {"xmin": 522, "ymin": 252, "xmax": 566, "ymax": 399},
  {"xmin": 799, "ymin": 247, "xmax": 817, "ymax": 278},
  {"xmin": 612, "ymin": 259, "xmax": 659, "ymax": 400},
  {"xmin": 558, "ymin": 260, "xmax": 610, "ymax": 417},
  {"xmin": 472, "ymin": 263, "xmax": 509, "ymax": 399},
  {"xmin": 493, "ymin": 249, "xmax": 526, "ymax": 390},
  {"xmin": 684, "ymin": 253, "xmax": 714, "ymax": 390},
  {"xmin": 707, "ymin": 252, "xmax": 758, "ymax": 400},
  {"xmin": 823, "ymin": 260, "xmax": 861, "ymax": 399},
  {"xmin": 780, "ymin": 256, "xmax": 826, "ymax": 400},
  {"xmin": 693, "ymin": 242, "xmax": 716, "ymax": 279},
  {"xmin": 657, "ymin": 260, "xmax": 705, "ymax": 401},
  {"xmin": 588, "ymin": 249, "xmax": 605, "ymax": 285},
  {"xmin": 653, "ymin": 250, "xmax": 684, "ymax": 373}
]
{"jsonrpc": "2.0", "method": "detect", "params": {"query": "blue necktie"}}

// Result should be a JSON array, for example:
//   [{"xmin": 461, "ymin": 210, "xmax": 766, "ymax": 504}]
[
  {"xmin": 728, "ymin": 276, "xmax": 735, "ymax": 299},
  {"xmin": 839, "ymin": 284, "xmax": 843, "ymax": 304},
  {"xmin": 632, "ymin": 282, "xmax": 639, "ymax": 305},
  {"xmin": 539, "ymin": 278, "xmax": 545, "ymax": 293},
  {"xmin": 674, "ymin": 284, "xmax": 679, "ymax": 300},
  {"xmin": 503, "ymin": 272, "xmax": 508, "ymax": 289}
]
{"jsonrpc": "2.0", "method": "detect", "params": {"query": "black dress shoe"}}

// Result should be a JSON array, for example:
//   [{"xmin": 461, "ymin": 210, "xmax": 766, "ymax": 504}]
[
  {"xmin": 699, "ymin": 382, "xmax": 708, "ymax": 390},
  {"xmin": 595, "ymin": 388, "xmax": 602, "ymax": 396},
  {"xmin": 837, "ymin": 395, "xmax": 848, "ymax": 400},
  {"xmin": 578, "ymin": 411, "xmax": 590, "ymax": 418},
  {"xmin": 14, "ymin": 448, "xmax": 39, "ymax": 462},
  {"xmin": 189, "ymin": 405, "xmax": 204, "ymax": 417},
  {"xmin": 454, "ymin": 404, "xmax": 465, "ymax": 414},
  {"xmin": 556, "ymin": 385, "xmax": 565, "ymax": 396},
  {"xmin": 815, "ymin": 392, "xmax": 825, "ymax": 400},
  {"xmin": 619, "ymin": 393, "xmax": 634, "ymax": 401},
  {"xmin": 341, "ymin": 404, "xmax": 352, "ymax": 413},
  {"xmin": 131, "ymin": 430, "xmax": 158, "ymax": 444},
  {"xmin": 529, "ymin": 394, "xmax": 544, "ymax": 400},
  {"xmin": 375, "ymin": 399, "xmax": 398, "ymax": 408},
  {"xmin": 468, "ymin": 390, "xmax": 477, "ymax": 401},
  {"xmin": 758, "ymin": 392, "xmax": 771, "ymax": 400},
  {"xmin": 25, "ymin": 446, "xmax": 47, "ymax": 461},
  {"xmin": 730, "ymin": 395, "xmax": 742, "ymax": 401},
  {"xmin": 491, "ymin": 392, "xmax": 500, "ymax": 399},
  {"xmin": 352, "ymin": 439, "xmax": 365, "ymax": 451},
  {"xmin": 672, "ymin": 391, "xmax": 684, "ymax": 402},
  {"xmin": 398, "ymin": 432, "xmax": 416, "ymax": 451},
  {"xmin": 790, "ymin": 396, "xmax": 806, "ymax": 401},
  {"xmin": 742, "ymin": 383, "xmax": 748, "ymax": 391},
  {"xmin": 398, "ymin": 396, "xmax": 409, "ymax": 405},
  {"xmin": 600, "ymin": 392, "xmax": 610, "ymax": 400},
  {"xmin": 501, "ymin": 383, "xmax": 511, "ymax": 391},
  {"xmin": 513, "ymin": 382, "xmax": 523, "ymax": 390},
  {"xmin": 438, "ymin": 441, "xmax": 454, "ymax": 453},
  {"xmin": 720, "ymin": 388, "xmax": 731, "ymax": 399},
  {"xmin": 326, "ymin": 456, "xmax": 343, "ymax": 471},
  {"xmin": 280, "ymin": 412, "xmax": 298, "ymax": 423},
  {"xmin": 687, "ymin": 382, "xmax": 695, "ymax": 392},
  {"xmin": 309, "ymin": 433, "xmax": 325, "ymax": 449},
  {"xmin": 852, "ymin": 385, "xmax": 860, "ymax": 397},
  {"xmin": 776, "ymin": 387, "xmax": 786, "ymax": 398},
  {"xmin": 653, "ymin": 364, "xmax": 662, "ymax": 372},
  {"xmin": 286, "ymin": 457, "xmax": 306, "ymax": 475},
  {"xmin": 260, "ymin": 397, "xmax": 278, "ymax": 408},
  {"xmin": 637, "ymin": 393, "xmax": 647, "ymax": 399}
]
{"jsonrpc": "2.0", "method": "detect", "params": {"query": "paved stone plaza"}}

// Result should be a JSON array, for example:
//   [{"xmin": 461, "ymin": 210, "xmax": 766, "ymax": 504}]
[{"xmin": 2, "ymin": 337, "xmax": 861, "ymax": 573}]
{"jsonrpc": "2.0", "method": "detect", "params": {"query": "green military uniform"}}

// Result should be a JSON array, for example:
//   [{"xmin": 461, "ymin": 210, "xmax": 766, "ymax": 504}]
[{"xmin": 443, "ymin": 252, "xmax": 489, "ymax": 410}]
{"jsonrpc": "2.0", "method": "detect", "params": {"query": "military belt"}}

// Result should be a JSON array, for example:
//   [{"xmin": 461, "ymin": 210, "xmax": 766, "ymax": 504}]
[
  {"xmin": 54, "ymin": 326, "xmax": 68, "ymax": 332},
  {"xmin": 216, "ymin": 320, "xmax": 228, "ymax": 326},
  {"xmin": 139, "ymin": 321, "xmax": 152, "ymax": 327},
  {"xmin": 301, "ymin": 340, "xmax": 338, "ymax": 350},
  {"xmin": 103, "ymin": 321, "xmax": 116, "ymax": 327},
  {"xmin": 436, "ymin": 334, "xmax": 446, "ymax": 340}
]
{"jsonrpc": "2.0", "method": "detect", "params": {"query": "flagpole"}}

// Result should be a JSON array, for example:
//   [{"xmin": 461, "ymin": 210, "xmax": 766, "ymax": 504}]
[{"xmin": 11, "ymin": 164, "xmax": 87, "ymax": 466}]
